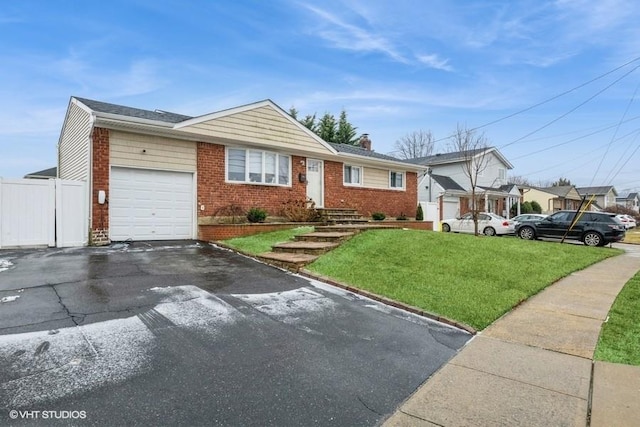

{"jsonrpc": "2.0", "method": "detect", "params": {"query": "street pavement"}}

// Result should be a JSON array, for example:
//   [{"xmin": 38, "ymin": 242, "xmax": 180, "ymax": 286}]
[
  {"xmin": 384, "ymin": 242, "xmax": 640, "ymax": 427},
  {"xmin": 0, "ymin": 241, "xmax": 470, "ymax": 426}
]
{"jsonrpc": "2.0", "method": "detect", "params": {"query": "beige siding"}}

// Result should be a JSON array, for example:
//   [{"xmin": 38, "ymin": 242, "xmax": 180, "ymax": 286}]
[
  {"xmin": 363, "ymin": 167, "xmax": 389, "ymax": 189},
  {"xmin": 58, "ymin": 102, "xmax": 91, "ymax": 180},
  {"xmin": 179, "ymin": 106, "xmax": 333, "ymax": 156},
  {"xmin": 110, "ymin": 131, "xmax": 196, "ymax": 172},
  {"xmin": 523, "ymin": 188, "xmax": 555, "ymax": 213}
]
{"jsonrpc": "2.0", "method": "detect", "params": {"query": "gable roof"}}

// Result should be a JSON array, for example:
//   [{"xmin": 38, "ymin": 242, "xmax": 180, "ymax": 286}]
[
  {"xmin": 24, "ymin": 166, "xmax": 57, "ymax": 179},
  {"xmin": 431, "ymin": 174, "xmax": 465, "ymax": 191},
  {"xmin": 576, "ymin": 186, "xmax": 617, "ymax": 196},
  {"xmin": 541, "ymin": 185, "xmax": 574, "ymax": 197},
  {"xmin": 75, "ymin": 97, "xmax": 192, "ymax": 124},
  {"xmin": 331, "ymin": 142, "xmax": 408, "ymax": 163},
  {"xmin": 70, "ymin": 97, "xmax": 423, "ymax": 170},
  {"xmin": 407, "ymin": 146, "xmax": 513, "ymax": 169}
]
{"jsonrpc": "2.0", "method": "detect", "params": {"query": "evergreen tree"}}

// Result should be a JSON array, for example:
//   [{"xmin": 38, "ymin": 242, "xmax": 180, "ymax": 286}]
[
  {"xmin": 317, "ymin": 113, "xmax": 337, "ymax": 143},
  {"xmin": 299, "ymin": 114, "xmax": 317, "ymax": 133},
  {"xmin": 335, "ymin": 110, "xmax": 358, "ymax": 145}
]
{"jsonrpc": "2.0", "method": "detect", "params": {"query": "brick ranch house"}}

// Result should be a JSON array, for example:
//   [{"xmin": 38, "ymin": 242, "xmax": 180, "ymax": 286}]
[{"xmin": 57, "ymin": 97, "xmax": 424, "ymax": 245}]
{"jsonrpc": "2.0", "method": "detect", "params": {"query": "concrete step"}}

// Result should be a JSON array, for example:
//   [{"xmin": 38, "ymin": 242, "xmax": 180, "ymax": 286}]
[
  {"xmin": 271, "ymin": 241, "xmax": 339, "ymax": 255},
  {"xmin": 294, "ymin": 231, "xmax": 355, "ymax": 242},
  {"xmin": 256, "ymin": 252, "xmax": 318, "ymax": 271},
  {"xmin": 314, "ymin": 224, "xmax": 399, "ymax": 233}
]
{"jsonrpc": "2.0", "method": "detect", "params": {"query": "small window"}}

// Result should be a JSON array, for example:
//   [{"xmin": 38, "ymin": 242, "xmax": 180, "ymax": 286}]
[
  {"xmin": 228, "ymin": 149, "xmax": 246, "ymax": 182},
  {"xmin": 498, "ymin": 168, "xmax": 506, "ymax": 182},
  {"xmin": 344, "ymin": 165, "xmax": 362, "ymax": 185},
  {"xmin": 390, "ymin": 171, "xmax": 404, "ymax": 189}
]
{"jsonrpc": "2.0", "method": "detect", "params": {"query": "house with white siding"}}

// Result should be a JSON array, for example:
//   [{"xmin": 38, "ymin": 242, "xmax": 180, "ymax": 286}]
[{"xmin": 410, "ymin": 147, "xmax": 519, "ymax": 220}]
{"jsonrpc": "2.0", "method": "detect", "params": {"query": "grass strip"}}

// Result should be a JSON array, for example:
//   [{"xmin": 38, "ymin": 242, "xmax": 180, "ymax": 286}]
[{"xmin": 595, "ymin": 271, "xmax": 640, "ymax": 366}]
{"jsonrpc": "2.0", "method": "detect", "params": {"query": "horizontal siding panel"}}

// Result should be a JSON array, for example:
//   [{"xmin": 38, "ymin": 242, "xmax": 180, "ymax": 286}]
[
  {"xmin": 363, "ymin": 167, "xmax": 389, "ymax": 189},
  {"xmin": 110, "ymin": 131, "xmax": 196, "ymax": 172},
  {"xmin": 179, "ymin": 106, "xmax": 332, "ymax": 155},
  {"xmin": 59, "ymin": 102, "xmax": 91, "ymax": 180}
]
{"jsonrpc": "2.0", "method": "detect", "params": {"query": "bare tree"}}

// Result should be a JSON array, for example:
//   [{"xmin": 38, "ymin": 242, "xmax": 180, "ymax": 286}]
[
  {"xmin": 450, "ymin": 124, "xmax": 490, "ymax": 236},
  {"xmin": 393, "ymin": 130, "xmax": 435, "ymax": 159}
]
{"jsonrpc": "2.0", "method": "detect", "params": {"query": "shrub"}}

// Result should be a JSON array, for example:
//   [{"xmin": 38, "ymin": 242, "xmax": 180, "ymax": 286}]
[
  {"xmin": 280, "ymin": 199, "xmax": 321, "ymax": 222},
  {"xmin": 396, "ymin": 212, "xmax": 408, "ymax": 220},
  {"xmin": 530, "ymin": 201, "xmax": 542, "ymax": 213},
  {"xmin": 247, "ymin": 207, "xmax": 267, "ymax": 223},
  {"xmin": 416, "ymin": 204, "xmax": 424, "ymax": 221},
  {"xmin": 371, "ymin": 212, "xmax": 386, "ymax": 221}
]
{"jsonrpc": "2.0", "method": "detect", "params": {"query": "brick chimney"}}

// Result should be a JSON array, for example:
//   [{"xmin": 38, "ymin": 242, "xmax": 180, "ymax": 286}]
[{"xmin": 359, "ymin": 133, "xmax": 371, "ymax": 151}]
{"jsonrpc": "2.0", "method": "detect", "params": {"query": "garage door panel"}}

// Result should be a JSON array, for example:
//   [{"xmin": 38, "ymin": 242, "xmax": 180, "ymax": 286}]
[{"xmin": 110, "ymin": 168, "xmax": 194, "ymax": 241}]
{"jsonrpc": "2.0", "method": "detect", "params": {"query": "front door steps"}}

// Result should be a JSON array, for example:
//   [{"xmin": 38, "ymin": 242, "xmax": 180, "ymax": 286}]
[{"xmin": 257, "ymin": 223, "xmax": 399, "ymax": 271}]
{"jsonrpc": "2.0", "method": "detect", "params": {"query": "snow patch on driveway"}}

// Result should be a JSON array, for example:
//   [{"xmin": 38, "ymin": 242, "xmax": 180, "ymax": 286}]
[
  {"xmin": 0, "ymin": 259, "xmax": 13, "ymax": 273},
  {"xmin": 0, "ymin": 316, "xmax": 156, "ymax": 408},
  {"xmin": 231, "ymin": 287, "xmax": 336, "ymax": 324},
  {"xmin": 0, "ymin": 296, "xmax": 19, "ymax": 303},
  {"xmin": 0, "ymin": 285, "xmax": 244, "ymax": 408}
]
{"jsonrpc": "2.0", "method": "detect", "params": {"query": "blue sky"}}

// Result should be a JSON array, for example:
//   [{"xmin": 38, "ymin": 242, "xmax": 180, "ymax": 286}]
[{"xmin": 2, "ymin": 0, "xmax": 640, "ymax": 194}]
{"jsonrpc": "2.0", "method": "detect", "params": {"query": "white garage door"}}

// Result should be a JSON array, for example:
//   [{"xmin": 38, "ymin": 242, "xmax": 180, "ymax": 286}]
[{"xmin": 110, "ymin": 168, "xmax": 194, "ymax": 241}]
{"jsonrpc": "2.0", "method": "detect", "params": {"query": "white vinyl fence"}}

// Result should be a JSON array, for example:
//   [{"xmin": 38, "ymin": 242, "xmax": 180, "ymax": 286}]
[{"xmin": 0, "ymin": 178, "xmax": 87, "ymax": 248}]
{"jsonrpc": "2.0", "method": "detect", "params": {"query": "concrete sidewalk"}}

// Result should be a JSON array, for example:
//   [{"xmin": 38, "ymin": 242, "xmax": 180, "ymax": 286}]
[{"xmin": 384, "ymin": 243, "xmax": 640, "ymax": 427}]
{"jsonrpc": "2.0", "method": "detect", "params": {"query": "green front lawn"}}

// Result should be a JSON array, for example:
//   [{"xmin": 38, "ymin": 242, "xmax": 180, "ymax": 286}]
[
  {"xmin": 223, "ymin": 228, "xmax": 620, "ymax": 330},
  {"xmin": 595, "ymin": 271, "xmax": 640, "ymax": 366},
  {"xmin": 223, "ymin": 226, "xmax": 314, "ymax": 254}
]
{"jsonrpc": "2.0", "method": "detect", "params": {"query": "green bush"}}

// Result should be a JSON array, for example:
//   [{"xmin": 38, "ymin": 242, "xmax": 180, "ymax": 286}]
[
  {"xmin": 371, "ymin": 212, "xmax": 386, "ymax": 221},
  {"xmin": 530, "ymin": 201, "xmax": 542, "ymax": 213},
  {"xmin": 246, "ymin": 207, "xmax": 267, "ymax": 223},
  {"xmin": 416, "ymin": 204, "xmax": 424, "ymax": 221}
]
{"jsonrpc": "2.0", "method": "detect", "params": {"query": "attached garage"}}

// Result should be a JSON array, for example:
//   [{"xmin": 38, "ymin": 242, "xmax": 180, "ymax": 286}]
[{"xmin": 110, "ymin": 167, "xmax": 195, "ymax": 241}]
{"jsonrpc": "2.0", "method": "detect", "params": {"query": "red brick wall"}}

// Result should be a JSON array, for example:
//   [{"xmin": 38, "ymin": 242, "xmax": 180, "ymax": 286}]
[
  {"xmin": 199, "ymin": 223, "xmax": 315, "ymax": 241},
  {"xmin": 197, "ymin": 142, "xmax": 307, "ymax": 217},
  {"xmin": 323, "ymin": 160, "xmax": 418, "ymax": 218},
  {"xmin": 91, "ymin": 127, "xmax": 110, "ymax": 244}
]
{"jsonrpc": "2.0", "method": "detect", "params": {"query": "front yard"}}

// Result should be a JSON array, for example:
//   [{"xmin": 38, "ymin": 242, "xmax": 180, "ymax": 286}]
[{"xmin": 223, "ymin": 228, "xmax": 620, "ymax": 330}]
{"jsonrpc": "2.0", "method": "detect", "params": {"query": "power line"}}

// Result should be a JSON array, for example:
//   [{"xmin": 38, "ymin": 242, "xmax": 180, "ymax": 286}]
[
  {"xmin": 430, "ymin": 55, "xmax": 640, "ymax": 144},
  {"xmin": 500, "ymin": 63, "xmax": 640, "ymax": 150}
]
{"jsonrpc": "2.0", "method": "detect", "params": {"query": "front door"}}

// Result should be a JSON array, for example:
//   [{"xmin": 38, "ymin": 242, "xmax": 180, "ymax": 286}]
[{"xmin": 306, "ymin": 159, "xmax": 324, "ymax": 208}]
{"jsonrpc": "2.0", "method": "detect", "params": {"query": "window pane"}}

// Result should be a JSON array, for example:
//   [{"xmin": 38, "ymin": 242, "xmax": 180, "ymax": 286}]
[
  {"xmin": 344, "ymin": 165, "xmax": 352, "ymax": 183},
  {"xmin": 249, "ymin": 151, "xmax": 262, "ymax": 183},
  {"xmin": 278, "ymin": 155, "xmax": 289, "ymax": 185},
  {"xmin": 265, "ymin": 153, "xmax": 276, "ymax": 183},
  {"xmin": 228, "ymin": 149, "xmax": 246, "ymax": 181},
  {"xmin": 391, "ymin": 172, "xmax": 403, "ymax": 188},
  {"xmin": 353, "ymin": 167, "xmax": 360, "ymax": 183}
]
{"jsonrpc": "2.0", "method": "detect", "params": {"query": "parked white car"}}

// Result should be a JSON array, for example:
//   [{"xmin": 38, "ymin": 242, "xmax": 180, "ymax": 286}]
[
  {"xmin": 441, "ymin": 212, "xmax": 515, "ymax": 236},
  {"xmin": 615, "ymin": 214, "xmax": 637, "ymax": 229}
]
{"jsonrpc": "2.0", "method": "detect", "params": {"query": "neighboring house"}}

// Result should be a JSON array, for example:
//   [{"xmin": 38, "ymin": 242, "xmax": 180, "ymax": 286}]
[
  {"xmin": 576, "ymin": 186, "xmax": 618, "ymax": 210},
  {"xmin": 410, "ymin": 147, "xmax": 519, "ymax": 219},
  {"xmin": 23, "ymin": 167, "xmax": 57, "ymax": 179},
  {"xmin": 616, "ymin": 192, "xmax": 640, "ymax": 213},
  {"xmin": 57, "ymin": 97, "xmax": 424, "ymax": 245},
  {"xmin": 521, "ymin": 185, "xmax": 582, "ymax": 214}
]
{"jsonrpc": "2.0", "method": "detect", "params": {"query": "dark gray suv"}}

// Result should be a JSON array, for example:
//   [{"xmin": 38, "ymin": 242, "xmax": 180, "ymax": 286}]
[{"xmin": 515, "ymin": 210, "xmax": 625, "ymax": 246}]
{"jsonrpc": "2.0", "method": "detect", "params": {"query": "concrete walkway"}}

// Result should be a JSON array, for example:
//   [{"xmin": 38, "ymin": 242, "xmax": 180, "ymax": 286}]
[{"xmin": 384, "ymin": 243, "xmax": 640, "ymax": 427}]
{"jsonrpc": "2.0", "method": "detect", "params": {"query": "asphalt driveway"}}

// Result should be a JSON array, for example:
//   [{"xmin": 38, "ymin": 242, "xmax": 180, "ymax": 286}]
[{"xmin": 0, "ymin": 241, "xmax": 470, "ymax": 426}]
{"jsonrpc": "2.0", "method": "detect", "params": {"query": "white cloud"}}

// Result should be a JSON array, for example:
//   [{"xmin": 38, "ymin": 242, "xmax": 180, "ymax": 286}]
[
  {"xmin": 415, "ymin": 53, "xmax": 454, "ymax": 71},
  {"xmin": 300, "ymin": 4, "xmax": 408, "ymax": 63}
]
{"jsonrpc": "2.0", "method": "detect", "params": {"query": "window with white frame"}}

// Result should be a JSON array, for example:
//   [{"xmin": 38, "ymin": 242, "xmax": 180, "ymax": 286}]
[
  {"xmin": 498, "ymin": 168, "xmax": 506, "ymax": 183},
  {"xmin": 226, "ymin": 148, "xmax": 290, "ymax": 186},
  {"xmin": 343, "ymin": 165, "xmax": 362, "ymax": 185},
  {"xmin": 390, "ymin": 171, "xmax": 404, "ymax": 189}
]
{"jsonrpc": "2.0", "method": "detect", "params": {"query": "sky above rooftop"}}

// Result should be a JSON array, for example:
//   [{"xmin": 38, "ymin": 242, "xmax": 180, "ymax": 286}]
[{"xmin": 2, "ymin": 0, "xmax": 639, "ymax": 193}]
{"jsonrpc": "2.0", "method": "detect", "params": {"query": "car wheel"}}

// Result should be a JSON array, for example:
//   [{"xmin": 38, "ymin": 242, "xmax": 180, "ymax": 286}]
[
  {"xmin": 518, "ymin": 226, "xmax": 535, "ymax": 240},
  {"xmin": 442, "ymin": 223, "xmax": 451, "ymax": 232},
  {"xmin": 583, "ymin": 231, "xmax": 603, "ymax": 247},
  {"xmin": 483, "ymin": 227, "xmax": 496, "ymax": 236}
]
